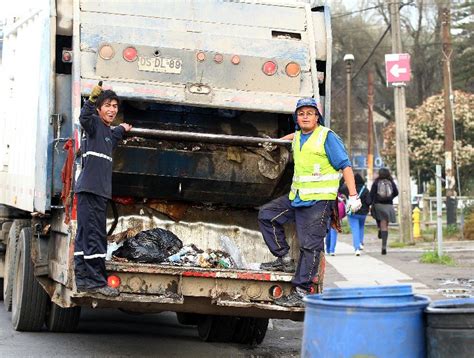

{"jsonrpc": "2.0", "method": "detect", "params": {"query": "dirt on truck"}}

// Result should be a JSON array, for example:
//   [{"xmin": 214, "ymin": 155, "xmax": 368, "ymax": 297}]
[{"xmin": 0, "ymin": 0, "xmax": 331, "ymax": 344}]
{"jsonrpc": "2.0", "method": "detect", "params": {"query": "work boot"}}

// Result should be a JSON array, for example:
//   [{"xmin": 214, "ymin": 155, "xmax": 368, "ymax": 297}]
[
  {"xmin": 260, "ymin": 256, "xmax": 295, "ymax": 273},
  {"xmin": 274, "ymin": 287, "xmax": 308, "ymax": 308},
  {"xmin": 86, "ymin": 285, "xmax": 120, "ymax": 297},
  {"xmin": 381, "ymin": 231, "xmax": 388, "ymax": 255}
]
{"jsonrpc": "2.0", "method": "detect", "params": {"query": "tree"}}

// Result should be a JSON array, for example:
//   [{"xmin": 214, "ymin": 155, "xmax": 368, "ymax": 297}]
[
  {"xmin": 381, "ymin": 91, "xmax": 474, "ymax": 194},
  {"xmin": 452, "ymin": 1, "xmax": 474, "ymax": 92}
]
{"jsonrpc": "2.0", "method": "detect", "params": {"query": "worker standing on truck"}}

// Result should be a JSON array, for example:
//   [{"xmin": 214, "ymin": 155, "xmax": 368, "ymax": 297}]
[
  {"xmin": 258, "ymin": 98, "xmax": 361, "ymax": 307},
  {"xmin": 74, "ymin": 84, "xmax": 132, "ymax": 296}
]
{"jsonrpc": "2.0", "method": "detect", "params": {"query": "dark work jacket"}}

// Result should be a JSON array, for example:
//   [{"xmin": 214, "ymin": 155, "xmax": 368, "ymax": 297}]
[
  {"xmin": 341, "ymin": 183, "xmax": 370, "ymax": 216},
  {"xmin": 369, "ymin": 178, "xmax": 399, "ymax": 205},
  {"xmin": 75, "ymin": 100, "xmax": 125, "ymax": 199}
]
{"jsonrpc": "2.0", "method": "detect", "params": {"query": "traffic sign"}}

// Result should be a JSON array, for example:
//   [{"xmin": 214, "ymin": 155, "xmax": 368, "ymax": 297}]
[{"xmin": 385, "ymin": 53, "xmax": 411, "ymax": 86}]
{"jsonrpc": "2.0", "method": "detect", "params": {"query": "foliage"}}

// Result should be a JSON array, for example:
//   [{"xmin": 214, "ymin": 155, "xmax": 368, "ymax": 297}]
[
  {"xmin": 463, "ymin": 203, "xmax": 474, "ymax": 240},
  {"xmin": 420, "ymin": 250, "xmax": 455, "ymax": 265},
  {"xmin": 381, "ymin": 91, "xmax": 474, "ymax": 191},
  {"xmin": 452, "ymin": 1, "xmax": 474, "ymax": 92}
]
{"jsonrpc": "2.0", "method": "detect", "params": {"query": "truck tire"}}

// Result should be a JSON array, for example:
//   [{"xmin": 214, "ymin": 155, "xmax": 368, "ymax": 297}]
[
  {"xmin": 3, "ymin": 220, "xmax": 29, "ymax": 311},
  {"xmin": 11, "ymin": 227, "xmax": 48, "ymax": 331},
  {"xmin": 197, "ymin": 315, "xmax": 235, "ymax": 342},
  {"xmin": 176, "ymin": 312, "xmax": 200, "ymax": 325},
  {"xmin": 197, "ymin": 315, "xmax": 269, "ymax": 345},
  {"xmin": 231, "ymin": 317, "xmax": 269, "ymax": 345},
  {"xmin": 45, "ymin": 302, "xmax": 81, "ymax": 332}
]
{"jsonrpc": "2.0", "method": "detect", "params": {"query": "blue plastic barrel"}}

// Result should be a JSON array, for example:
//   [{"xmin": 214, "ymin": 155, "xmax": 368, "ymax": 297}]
[{"xmin": 302, "ymin": 285, "xmax": 430, "ymax": 358}]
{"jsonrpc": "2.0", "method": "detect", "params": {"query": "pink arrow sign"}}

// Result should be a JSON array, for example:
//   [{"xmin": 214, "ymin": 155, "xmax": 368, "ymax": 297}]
[{"xmin": 385, "ymin": 53, "xmax": 411, "ymax": 85}]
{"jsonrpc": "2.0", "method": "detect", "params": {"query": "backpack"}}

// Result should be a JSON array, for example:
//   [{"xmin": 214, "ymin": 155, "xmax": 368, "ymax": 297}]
[
  {"xmin": 337, "ymin": 195, "xmax": 346, "ymax": 219},
  {"xmin": 377, "ymin": 179, "xmax": 393, "ymax": 200}
]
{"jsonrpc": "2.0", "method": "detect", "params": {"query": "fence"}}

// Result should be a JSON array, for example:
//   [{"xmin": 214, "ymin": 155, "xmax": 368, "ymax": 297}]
[{"xmin": 418, "ymin": 196, "xmax": 473, "ymax": 227}]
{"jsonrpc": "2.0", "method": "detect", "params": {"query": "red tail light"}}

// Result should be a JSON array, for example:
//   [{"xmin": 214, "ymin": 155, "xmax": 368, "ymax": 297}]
[
  {"xmin": 123, "ymin": 47, "xmax": 138, "ymax": 62},
  {"xmin": 262, "ymin": 61, "xmax": 277, "ymax": 76},
  {"xmin": 62, "ymin": 50, "xmax": 73, "ymax": 63},
  {"xmin": 285, "ymin": 62, "xmax": 301, "ymax": 77},
  {"xmin": 269, "ymin": 285, "xmax": 283, "ymax": 299},
  {"xmin": 107, "ymin": 275, "xmax": 121, "ymax": 288}
]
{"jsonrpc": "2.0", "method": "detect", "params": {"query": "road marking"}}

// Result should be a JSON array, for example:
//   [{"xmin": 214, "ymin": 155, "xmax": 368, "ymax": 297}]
[{"xmin": 326, "ymin": 242, "xmax": 437, "ymax": 297}]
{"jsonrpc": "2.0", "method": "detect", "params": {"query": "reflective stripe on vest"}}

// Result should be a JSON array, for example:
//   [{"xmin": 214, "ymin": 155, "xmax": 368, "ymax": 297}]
[
  {"xmin": 83, "ymin": 151, "xmax": 113, "ymax": 162},
  {"xmin": 289, "ymin": 126, "xmax": 340, "ymax": 201},
  {"xmin": 293, "ymin": 173, "xmax": 341, "ymax": 183}
]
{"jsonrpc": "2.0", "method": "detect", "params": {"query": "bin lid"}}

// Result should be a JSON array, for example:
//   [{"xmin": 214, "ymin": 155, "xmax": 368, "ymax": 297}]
[
  {"xmin": 426, "ymin": 298, "xmax": 474, "ymax": 313},
  {"xmin": 321, "ymin": 285, "xmax": 413, "ymax": 300}
]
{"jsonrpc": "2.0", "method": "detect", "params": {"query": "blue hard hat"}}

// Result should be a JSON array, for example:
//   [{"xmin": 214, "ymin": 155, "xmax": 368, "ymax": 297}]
[{"xmin": 293, "ymin": 97, "xmax": 325, "ymax": 127}]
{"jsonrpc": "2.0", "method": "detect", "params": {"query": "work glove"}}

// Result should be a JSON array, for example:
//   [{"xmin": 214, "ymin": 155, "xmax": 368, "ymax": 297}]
[
  {"xmin": 346, "ymin": 195, "xmax": 362, "ymax": 214},
  {"xmin": 88, "ymin": 81, "xmax": 103, "ymax": 103}
]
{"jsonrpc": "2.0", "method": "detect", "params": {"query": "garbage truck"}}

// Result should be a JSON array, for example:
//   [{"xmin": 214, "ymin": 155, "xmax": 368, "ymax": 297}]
[{"xmin": 0, "ymin": 0, "xmax": 332, "ymax": 344}]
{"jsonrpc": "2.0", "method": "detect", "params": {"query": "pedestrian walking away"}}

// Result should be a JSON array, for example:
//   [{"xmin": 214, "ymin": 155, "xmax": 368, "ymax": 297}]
[
  {"xmin": 369, "ymin": 168, "xmax": 399, "ymax": 255},
  {"xmin": 258, "ymin": 97, "xmax": 362, "ymax": 307},
  {"xmin": 74, "ymin": 83, "xmax": 132, "ymax": 296},
  {"xmin": 341, "ymin": 173, "xmax": 370, "ymax": 256}
]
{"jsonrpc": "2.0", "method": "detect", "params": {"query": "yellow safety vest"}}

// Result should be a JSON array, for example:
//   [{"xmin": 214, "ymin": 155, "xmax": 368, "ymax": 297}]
[{"xmin": 289, "ymin": 126, "xmax": 341, "ymax": 201}]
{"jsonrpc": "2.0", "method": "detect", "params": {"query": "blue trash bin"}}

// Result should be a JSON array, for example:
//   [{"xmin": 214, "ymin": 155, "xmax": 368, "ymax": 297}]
[{"xmin": 302, "ymin": 285, "xmax": 430, "ymax": 358}]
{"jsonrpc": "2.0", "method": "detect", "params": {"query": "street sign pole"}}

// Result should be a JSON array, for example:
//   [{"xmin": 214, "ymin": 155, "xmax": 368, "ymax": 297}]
[{"xmin": 389, "ymin": 1, "xmax": 413, "ymax": 244}]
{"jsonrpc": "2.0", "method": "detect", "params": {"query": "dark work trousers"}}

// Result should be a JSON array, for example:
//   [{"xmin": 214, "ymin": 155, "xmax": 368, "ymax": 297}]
[
  {"xmin": 74, "ymin": 192, "xmax": 108, "ymax": 289},
  {"xmin": 258, "ymin": 195, "xmax": 333, "ymax": 291}
]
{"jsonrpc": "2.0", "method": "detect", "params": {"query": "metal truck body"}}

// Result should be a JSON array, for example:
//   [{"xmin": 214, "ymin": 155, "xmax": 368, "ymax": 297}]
[{"xmin": 0, "ymin": 0, "xmax": 331, "ymax": 342}]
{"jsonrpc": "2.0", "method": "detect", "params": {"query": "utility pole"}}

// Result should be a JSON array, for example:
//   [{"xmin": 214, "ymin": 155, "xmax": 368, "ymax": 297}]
[
  {"xmin": 344, "ymin": 54, "xmax": 354, "ymax": 158},
  {"xmin": 367, "ymin": 69, "xmax": 374, "ymax": 186},
  {"xmin": 441, "ymin": 5, "xmax": 457, "ymax": 226},
  {"xmin": 389, "ymin": 1, "xmax": 413, "ymax": 243}
]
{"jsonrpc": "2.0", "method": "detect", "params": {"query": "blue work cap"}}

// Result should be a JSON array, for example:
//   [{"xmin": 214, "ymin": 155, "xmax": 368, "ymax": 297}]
[{"xmin": 293, "ymin": 97, "xmax": 325, "ymax": 128}]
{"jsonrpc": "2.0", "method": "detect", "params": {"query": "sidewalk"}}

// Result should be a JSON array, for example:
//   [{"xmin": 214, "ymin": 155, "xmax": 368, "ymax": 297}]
[{"xmin": 324, "ymin": 233, "xmax": 474, "ymax": 300}]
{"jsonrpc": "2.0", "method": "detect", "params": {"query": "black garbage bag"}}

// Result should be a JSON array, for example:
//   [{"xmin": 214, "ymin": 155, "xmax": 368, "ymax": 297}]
[{"xmin": 113, "ymin": 228, "xmax": 183, "ymax": 263}]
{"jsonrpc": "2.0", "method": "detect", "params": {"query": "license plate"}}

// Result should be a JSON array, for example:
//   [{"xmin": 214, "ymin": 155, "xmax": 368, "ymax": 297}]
[{"xmin": 138, "ymin": 56, "xmax": 182, "ymax": 74}]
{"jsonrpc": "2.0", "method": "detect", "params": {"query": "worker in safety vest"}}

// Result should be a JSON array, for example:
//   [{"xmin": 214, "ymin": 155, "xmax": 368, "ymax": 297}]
[{"xmin": 258, "ymin": 98, "xmax": 361, "ymax": 307}]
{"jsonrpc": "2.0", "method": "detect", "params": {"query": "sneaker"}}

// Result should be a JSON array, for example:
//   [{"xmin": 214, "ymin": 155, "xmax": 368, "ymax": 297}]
[
  {"xmin": 260, "ymin": 257, "xmax": 296, "ymax": 273},
  {"xmin": 85, "ymin": 285, "xmax": 120, "ymax": 297},
  {"xmin": 274, "ymin": 287, "xmax": 307, "ymax": 308},
  {"xmin": 355, "ymin": 250, "xmax": 361, "ymax": 256},
  {"xmin": 359, "ymin": 244, "xmax": 364, "ymax": 250}
]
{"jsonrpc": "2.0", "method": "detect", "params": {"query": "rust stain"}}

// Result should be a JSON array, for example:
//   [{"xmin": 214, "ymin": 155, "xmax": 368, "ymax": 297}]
[{"xmin": 146, "ymin": 200, "xmax": 189, "ymax": 221}]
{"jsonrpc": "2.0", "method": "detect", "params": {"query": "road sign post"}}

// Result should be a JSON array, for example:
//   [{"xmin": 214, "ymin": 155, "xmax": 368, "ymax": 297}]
[{"xmin": 385, "ymin": 53, "xmax": 411, "ymax": 86}]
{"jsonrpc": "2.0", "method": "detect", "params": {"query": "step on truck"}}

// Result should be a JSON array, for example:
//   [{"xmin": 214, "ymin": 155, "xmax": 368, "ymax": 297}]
[{"xmin": 0, "ymin": 0, "xmax": 332, "ymax": 344}]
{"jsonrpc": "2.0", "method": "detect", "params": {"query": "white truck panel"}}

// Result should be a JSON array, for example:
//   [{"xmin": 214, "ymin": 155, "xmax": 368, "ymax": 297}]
[{"xmin": 0, "ymin": 4, "xmax": 54, "ymax": 213}]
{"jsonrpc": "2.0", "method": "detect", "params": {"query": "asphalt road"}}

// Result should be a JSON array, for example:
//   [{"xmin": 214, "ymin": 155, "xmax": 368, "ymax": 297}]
[
  {"xmin": 0, "ymin": 307, "xmax": 302, "ymax": 357},
  {"xmin": 1, "ymin": 233, "xmax": 472, "ymax": 357}
]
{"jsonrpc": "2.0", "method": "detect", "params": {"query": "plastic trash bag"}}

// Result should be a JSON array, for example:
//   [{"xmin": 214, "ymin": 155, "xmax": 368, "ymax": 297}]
[{"xmin": 112, "ymin": 228, "xmax": 182, "ymax": 263}]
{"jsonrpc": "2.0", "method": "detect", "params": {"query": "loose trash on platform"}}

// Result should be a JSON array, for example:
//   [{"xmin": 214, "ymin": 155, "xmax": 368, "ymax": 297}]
[{"xmin": 110, "ymin": 228, "xmax": 236, "ymax": 269}]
